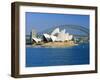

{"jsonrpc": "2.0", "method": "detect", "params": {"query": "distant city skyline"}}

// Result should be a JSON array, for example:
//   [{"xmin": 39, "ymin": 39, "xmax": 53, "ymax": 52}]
[{"xmin": 26, "ymin": 12, "xmax": 89, "ymax": 35}]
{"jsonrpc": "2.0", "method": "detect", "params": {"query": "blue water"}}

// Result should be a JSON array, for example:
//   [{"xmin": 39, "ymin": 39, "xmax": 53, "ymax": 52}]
[{"xmin": 26, "ymin": 43, "xmax": 89, "ymax": 67}]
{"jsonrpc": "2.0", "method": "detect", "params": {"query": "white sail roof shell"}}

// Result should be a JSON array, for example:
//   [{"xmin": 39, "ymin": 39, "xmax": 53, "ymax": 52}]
[
  {"xmin": 32, "ymin": 37, "xmax": 42, "ymax": 43},
  {"xmin": 50, "ymin": 35, "xmax": 57, "ymax": 42},
  {"xmin": 43, "ymin": 34, "xmax": 50, "ymax": 38},
  {"xmin": 51, "ymin": 28, "xmax": 60, "ymax": 35},
  {"xmin": 61, "ymin": 29, "xmax": 66, "ymax": 34}
]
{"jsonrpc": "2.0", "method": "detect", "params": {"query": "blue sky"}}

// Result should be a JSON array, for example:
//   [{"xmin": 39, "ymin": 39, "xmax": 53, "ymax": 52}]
[{"xmin": 26, "ymin": 12, "xmax": 89, "ymax": 35}]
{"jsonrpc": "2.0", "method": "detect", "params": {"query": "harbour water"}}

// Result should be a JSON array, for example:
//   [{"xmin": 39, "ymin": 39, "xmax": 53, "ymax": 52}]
[{"xmin": 26, "ymin": 43, "xmax": 89, "ymax": 67}]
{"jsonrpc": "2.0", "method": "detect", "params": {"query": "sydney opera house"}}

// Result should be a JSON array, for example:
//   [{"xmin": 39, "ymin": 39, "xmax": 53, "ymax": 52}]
[{"xmin": 32, "ymin": 28, "xmax": 73, "ymax": 43}]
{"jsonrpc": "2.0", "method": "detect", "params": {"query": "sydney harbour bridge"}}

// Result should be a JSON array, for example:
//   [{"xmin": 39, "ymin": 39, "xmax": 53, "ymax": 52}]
[{"xmin": 38, "ymin": 24, "xmax": 89, "ymax": 39}]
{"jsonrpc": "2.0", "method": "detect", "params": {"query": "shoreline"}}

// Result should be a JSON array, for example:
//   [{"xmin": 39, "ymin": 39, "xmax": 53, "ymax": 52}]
[{"xmin": 26, "ymin": 41, "xmax": 78, "ymax": 48}]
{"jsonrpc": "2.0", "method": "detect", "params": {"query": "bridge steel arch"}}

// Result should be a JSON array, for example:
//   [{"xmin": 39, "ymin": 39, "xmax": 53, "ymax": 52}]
[{"xmin": 38, "ymin": 25, "xmax": 89, "ymax": 38}]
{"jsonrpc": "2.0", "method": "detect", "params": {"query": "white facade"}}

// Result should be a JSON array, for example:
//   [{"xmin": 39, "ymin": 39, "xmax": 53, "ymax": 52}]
[
  {"xmin": 32, "ymin": 37, "xmax": 42, "ymax": 43},
  {"xmin": 43, "ymin": 34, "xmax": 51, "ymax": 39},
  {"xmin": 43, "ymin": 28, "xmax": 73, "ymax": 42},
  {"xmin": 51, "ymin": 28, "xmax": 60, "ymax": 35}
]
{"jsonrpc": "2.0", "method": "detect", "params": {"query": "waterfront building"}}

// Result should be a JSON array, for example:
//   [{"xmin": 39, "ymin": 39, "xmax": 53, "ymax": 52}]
[{"xmin": 43, "ymin": 28, "xmax": 73, "ymax": 42}]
